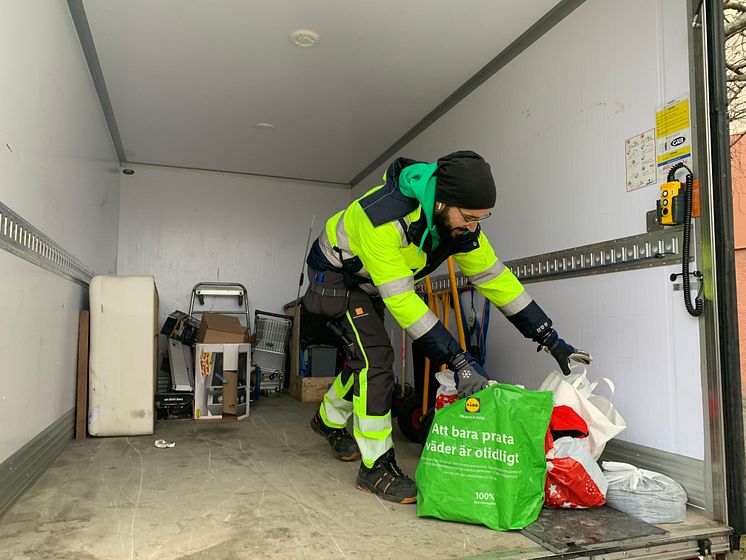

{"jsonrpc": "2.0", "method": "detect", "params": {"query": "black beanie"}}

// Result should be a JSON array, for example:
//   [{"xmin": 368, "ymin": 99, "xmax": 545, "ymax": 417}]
[{"xmin": 435, "ymin": 150, "xmax": 496, "ymax": 209}]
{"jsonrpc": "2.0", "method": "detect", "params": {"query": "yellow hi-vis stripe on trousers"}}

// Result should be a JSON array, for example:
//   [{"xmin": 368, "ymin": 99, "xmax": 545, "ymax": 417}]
[
  {"xmin": 320, "ymin": 372, "xmax": 354, "ymax": 428},
  {"xmin": 343, "ymin": 310, "xmax": 394, "ymax": 468}
]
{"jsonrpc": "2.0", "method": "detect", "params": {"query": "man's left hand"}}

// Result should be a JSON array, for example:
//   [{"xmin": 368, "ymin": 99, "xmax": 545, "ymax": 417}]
[{"xmin": 537, "ymin": 330, "xmax": 592, "ymax": 375}]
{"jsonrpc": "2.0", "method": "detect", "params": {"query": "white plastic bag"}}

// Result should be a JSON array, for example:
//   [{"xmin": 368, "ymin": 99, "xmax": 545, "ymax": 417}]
[
  {"xmin": 601, "ymin": 461, "xmax": 687, "ymax": 524},
  {"xmin": 538, "ymin": 365, "xmax": 626, "ymax": 459}
]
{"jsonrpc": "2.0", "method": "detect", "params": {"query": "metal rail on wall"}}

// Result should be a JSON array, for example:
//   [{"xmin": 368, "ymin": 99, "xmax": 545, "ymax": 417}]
[
  {"xmin": 416, "ymin": 226, "xmax": 688, "ymax": 294},
  {"xmin": 0, "ymin": 200, "xmax": 95, "ymax": 287}
]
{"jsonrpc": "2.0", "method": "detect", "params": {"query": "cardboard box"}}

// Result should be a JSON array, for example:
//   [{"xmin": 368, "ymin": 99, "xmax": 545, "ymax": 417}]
[
  {"xmin": 290, "ymin": 374, "xmax": 335, "ymax": 403},
  {"xmin": 197, "ymin": 313, "xmax": 249, "ymax": 344},
  {"xmin": 194, "ymin": 343, "xmax": 250, "ymax": 422},
  {"xmin": 223, "ymin": 371, "xmax": 237, "ymax": 415}
]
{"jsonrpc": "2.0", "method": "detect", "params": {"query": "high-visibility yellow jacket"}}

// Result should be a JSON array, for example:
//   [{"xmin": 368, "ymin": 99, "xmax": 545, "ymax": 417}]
[{"xmin": 307, "ymin": 157, "xmax": 551, "ymax": 362}]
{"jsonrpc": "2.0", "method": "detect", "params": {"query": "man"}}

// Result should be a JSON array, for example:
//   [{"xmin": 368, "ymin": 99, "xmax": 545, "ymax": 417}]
[{"xmin": 302, "ymin": 150, "xmax": 591, "ymax": 504}]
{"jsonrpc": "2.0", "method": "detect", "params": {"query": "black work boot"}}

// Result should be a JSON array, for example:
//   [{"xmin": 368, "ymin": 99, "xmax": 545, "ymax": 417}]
[
  {"xmin": 310, "ymin": 411, "xmax": 360, "ymax": 461},
  {"xmin": 355, "ymin": 448, "xmax": 417, "ymax": 504}
]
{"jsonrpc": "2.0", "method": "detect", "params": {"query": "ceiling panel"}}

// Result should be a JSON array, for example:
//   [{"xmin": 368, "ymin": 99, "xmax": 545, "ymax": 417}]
[{"xmin": 82, "ymin": 0, "xmax": 560, "ymax": 184}]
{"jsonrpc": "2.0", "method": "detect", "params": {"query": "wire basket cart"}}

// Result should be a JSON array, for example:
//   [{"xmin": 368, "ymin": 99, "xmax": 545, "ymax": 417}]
[{"xmin": 253, "ymin": 311, "xmax": 293, "ymax": 396}]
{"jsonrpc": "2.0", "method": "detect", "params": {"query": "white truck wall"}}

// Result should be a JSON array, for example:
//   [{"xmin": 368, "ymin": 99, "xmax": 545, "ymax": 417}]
[
  {"xmin": 116, "ymin": 164, "xmax": 349, "ymax": 328},
  {"xmin": 357, "ymin": 0, "xmax": 703, "ymax": 459},
  {"xmin": 0, "ymin": 2, "xmax": 120, "ymax": 462}
]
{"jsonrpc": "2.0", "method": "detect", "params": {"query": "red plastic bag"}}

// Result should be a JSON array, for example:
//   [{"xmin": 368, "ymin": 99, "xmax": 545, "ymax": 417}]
[
  {"xmin": 545, "ymin": 437, "xmax": 607, "ymax": 509},
  {"xmin": 550, "ymin": 405, "xmax": 589, "ymax": 438},
  {"xmin": 545, "ymin": 405, "xmax": 589, "ymax": 453}
]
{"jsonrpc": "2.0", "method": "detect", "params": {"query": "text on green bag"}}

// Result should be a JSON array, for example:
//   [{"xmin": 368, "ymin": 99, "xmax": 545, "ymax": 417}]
[{"xmin": 425, "ymin": 422, "xmax": 519, "ymax": 466}]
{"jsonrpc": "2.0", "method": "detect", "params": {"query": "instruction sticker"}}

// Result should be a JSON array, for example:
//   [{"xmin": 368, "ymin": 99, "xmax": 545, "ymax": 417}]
[
  {"xmin": 656, "ymin": 95, "xmax": 692, "ymax": 182},
  {"xmin": 625, "ymin": 129, "xmax": 657, "ymax": 191}
]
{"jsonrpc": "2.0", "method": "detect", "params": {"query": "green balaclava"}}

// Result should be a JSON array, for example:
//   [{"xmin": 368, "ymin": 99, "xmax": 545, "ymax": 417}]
[{"xmin": 398, "ymin": 162, "xmax": 439, "ymax": 253}]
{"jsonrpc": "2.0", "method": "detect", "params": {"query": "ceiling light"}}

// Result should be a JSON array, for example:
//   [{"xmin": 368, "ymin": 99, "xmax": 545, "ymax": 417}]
[
  {"xmin": 290, "ymin": 29, "xmax": 320, "ymax": 48},
  {"xmin": 255, "ymin": 122, "xmax": 275, "ymax": 130}
]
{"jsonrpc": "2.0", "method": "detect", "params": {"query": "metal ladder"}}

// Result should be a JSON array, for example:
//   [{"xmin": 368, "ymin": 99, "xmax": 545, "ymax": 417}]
[
  {"xmin": 188, "ymin": 282, "xmax": 250, "ymax": 327},
  {"xmin": 188, "ymin": 281, "xmax": 258, "ymax": 401}
]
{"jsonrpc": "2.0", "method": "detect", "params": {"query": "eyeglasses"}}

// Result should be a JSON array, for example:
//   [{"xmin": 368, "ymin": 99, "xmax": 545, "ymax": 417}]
[{"xmin": 455, "ymin": 207, "xmax": 492, "ymax": 224}]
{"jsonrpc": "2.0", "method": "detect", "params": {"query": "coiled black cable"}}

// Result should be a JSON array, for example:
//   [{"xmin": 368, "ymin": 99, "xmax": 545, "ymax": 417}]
[{"xmin": 667, "ymin": 162, "xmax": 703, "ymax": 317}]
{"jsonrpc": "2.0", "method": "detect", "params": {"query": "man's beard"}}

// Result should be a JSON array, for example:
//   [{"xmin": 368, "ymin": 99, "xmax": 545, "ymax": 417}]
[{"xmin": 434, "ymin": 207, "xmax": 467, "ymax": 238}]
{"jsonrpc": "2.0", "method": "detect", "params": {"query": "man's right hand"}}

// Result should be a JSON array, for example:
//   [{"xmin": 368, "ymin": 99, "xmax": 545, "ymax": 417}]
[
  {"xmin": 536, "ymin": 329, "xmax": 593, "ymax": 375},
  {"xmin": 448, "ymin": 352, "xmax": 492, "ymax": 397}
]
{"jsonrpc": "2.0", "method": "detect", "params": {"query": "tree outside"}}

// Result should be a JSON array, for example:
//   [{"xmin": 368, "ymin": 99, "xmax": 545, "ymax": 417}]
[
  {"xmin": 728, "ymin": 2, "xmax": 746, "ymax": 232},
  {"xmin": 726, "ymin": 2, "xmax": 746, "ymax": 366},
  {"xmin": 727, "ymin": 2, "xmax": 746, "ymax": 141}
]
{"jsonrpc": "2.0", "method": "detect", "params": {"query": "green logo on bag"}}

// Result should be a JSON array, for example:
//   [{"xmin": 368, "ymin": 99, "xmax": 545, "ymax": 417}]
[{"xmin": 465, "ymin": 397, "xmax": 481, "ymax": 413}]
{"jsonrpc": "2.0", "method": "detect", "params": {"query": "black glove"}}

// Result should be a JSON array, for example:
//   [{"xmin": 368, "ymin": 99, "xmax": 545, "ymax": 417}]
[
  {"xmin": 448, "ymin": 352, "xmax": 493, "ymax": 397},
  {"xmin": 537, "ymin": 329, "xmax": 593, "ymax": 375}
]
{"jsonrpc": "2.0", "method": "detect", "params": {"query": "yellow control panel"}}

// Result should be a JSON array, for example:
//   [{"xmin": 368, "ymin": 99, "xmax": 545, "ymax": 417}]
[{"xmin": 659, "ymin": 180, "xmax": 684, "ymax": 225}]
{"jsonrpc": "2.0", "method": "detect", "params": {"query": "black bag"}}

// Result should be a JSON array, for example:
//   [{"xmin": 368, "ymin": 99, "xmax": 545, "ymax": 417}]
[{"xmin": 302, "ymin": 269, "xmax": 349, "ymax": 318}]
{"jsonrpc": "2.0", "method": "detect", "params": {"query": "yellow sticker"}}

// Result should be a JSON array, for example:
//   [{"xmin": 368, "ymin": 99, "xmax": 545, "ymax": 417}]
[
  {"xmin": 656, "ymin": 98, "xmax": 689, "ymax": 138},
  {"xmin": 657, "ymin": 146, "xmax": 689, "ymax": 164},
  {"xmin": 465, "ymin": 397, "xmax": 481, "ymax": 413}
]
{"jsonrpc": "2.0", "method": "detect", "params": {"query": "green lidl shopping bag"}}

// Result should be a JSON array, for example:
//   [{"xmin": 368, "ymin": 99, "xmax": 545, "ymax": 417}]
[{"xmin": 416, "ymin": 383, "xmax": 553, "ymax": 531}]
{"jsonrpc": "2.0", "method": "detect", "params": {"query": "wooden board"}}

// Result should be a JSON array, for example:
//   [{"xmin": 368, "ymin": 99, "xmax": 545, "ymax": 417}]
[
  {"xmin": 286, "ymin": 304, "xmax": 335, "ymax": 403},
  {"xmin": 289, "ymin": 305, "xmax": 301, "ymax": 379},
  {"xmin": 75, "ymin": 310, "xmax": 90, "ymax": 440},
  {"xmin": 521, "ymin": 506, "xmax": 667, "ymax": 555}
]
